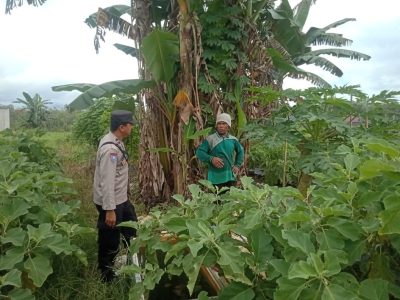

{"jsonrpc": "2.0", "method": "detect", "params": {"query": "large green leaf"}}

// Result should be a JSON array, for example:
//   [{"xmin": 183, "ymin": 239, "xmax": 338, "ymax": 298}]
[
  {"xmin": 365, "ymin": 141, "xmax": 400, "ymax": 159},
  {"xmin": 274, "ymin": 277, "xmax": 307, "ymax": 300},
  {"xmin": 217, "ymin": 242, "xmax": 248, "ymax": 283},
  {"xmin": 288, "ymin": 260, "xmax": 318, "ymax": 279},
  {"xmin": 7, "ymin": 288, "xmax": 34, "ymax": 300},
  {"xmin": 182, "ymin": 253, "xmax": 206, "ymax": 296},
  {"xmin": 1, "ymin": 228, "xmax": 26, "ymax": 247},
  {"xmin": 1, "ymin": 269, "xmax": 22, "ymax": 287},
  {"xmin": 316, "ymin": 229, "xmax": 344, "ymax": 250},
  {"xmin": 249, "ymin": 228, "xmax": 273, "ymax": 265},
  {"xmin": 163, "ymin": 217, "xmax": 187, "ymax": 233},
  {"xmin": 27, "ymin": 224, "xmax": 53, "ymax": 243},
  {"xmin": 344, "ymin": 153, "xmax": 360, "ymax": 173},
  {"xmin": 0, "ymin": 247, "xmax": 25, "ymax": 271},
  {"xmin": 279, "ymin": 211, "xmax": 311, "ymax": 224},
  {"xmin": 24, "ymin": 255, "xmax": 53, "ymax": 287},
  {"xmin": 0, "ymin": 198, "xmax": 30, "ymax": 225},
  {"xmin": 322, "ymin": 283, "xmax": 357, "ymax": 300},
  {"xmin": 326, "ymin": 218, "xmax": 363, "ymax": 241},
  {"xmin": 379, "ymin": 194, "xmax": 400, "ymax": 235},
  {"xmin": 218, "ymin": 282, "xmax": 255, "ymax": 300},
  {"xmin": 53, "ymin": 79, "xmax": 155, "ymax": 111},
  {"xmin": 141, "ymin": 29, "xmax": 179, "ymax": 82},
  {"xmin": 359, "ymin": 279, "xmax": 389, "ymax": 300},
  {"xmin": 42, "ymin": 234, "xmax": 73, "ymax": 255},
  {"xmin": 282, "ymin": 230, "xmax": 315, "ymax": 254},
  {"xmin": 359, "ymin": 159, "xmax": 396, "ymax": 180}
]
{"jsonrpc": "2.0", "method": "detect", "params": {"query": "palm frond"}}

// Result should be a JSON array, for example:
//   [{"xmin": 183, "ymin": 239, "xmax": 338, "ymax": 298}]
[
  {"xmin": 310, "ymin": 48, "xmax": 371, "ymax": 61},
  {"xmin": 93, "ymin": 7, "xmax": 135, "ymax": 53},
  {"xmin": 52, "ymin": 83, "xmax": 97, "ymax": 93},
  {"xmin": 321, "ymin": 18, "xmax": 356, "ymax": 31},
  {"xmin": 294, "ymin": 55, "xmax": 343, "ymax": 77},
  {"xmin": 14, "ymin": 98, "xmax": 30, "ymax": 106},
  {"xmin": 113, "ymin": 43, "xmax": 139, "ymax": 58},
  {"xmin": 268, "ymin": 37, "xmax": 291, "ymax": 60},
  {"xmin": 5, "ymin": 0, "xmax": 46, "ymax": 14},
  {"xmin": 275, "ymin": 0, "xmax": 294, "ymax": 19},
  {"xmin": 288, "ymin": 70, "xmax": 331, "ymax": 88},
  {"xmin": 306, "ymin": 29, "xmax": 353, "ymax": 47},
  {"xmin": 66, "ymin": 79, "xmax": 155, "ymax": 111},
  {"xmin": 293, "ymin": 0, "xmax": 316, "ymax": 30},
  {"xmin": 85, "ymin": 5, "xmax": 132, "ymax": 28}
]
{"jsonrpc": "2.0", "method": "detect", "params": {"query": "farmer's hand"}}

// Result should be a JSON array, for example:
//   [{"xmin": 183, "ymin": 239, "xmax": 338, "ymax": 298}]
[
  {"xmin": 105, "ymin": 210, "xmax": 116, "ymax": 228},
  {"xmin": 211, "ymin": 157, "xmax": 224, "ymax": 168},
  {"xmin": 232, "ymin": 166, "xmax": 240, "ymax": 175}
]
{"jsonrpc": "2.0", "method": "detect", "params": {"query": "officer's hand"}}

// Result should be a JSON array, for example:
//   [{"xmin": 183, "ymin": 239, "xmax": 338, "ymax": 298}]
[
  {"xmin": 105, "ymin": 210, "xmax": 116, "ymax": 228},
  {"xmin": 211, "ymin": 157, "xmax": 224, "ymax": 168}
]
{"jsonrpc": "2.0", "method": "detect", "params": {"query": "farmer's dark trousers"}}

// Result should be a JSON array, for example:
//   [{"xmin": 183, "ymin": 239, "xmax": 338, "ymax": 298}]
[
  {"xmin": 214, "ymin": 180, "xmax": 236, "ymax": 190},
  {"xmin": 96, "ymin": 200, "xmax": 137, "ymax": 282}
]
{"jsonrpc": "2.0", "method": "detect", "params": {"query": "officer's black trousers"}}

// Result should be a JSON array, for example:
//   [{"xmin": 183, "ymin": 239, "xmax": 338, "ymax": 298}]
[{"xmin": 96, "ymin": 201, "xmax": 137, "ymax": 282}]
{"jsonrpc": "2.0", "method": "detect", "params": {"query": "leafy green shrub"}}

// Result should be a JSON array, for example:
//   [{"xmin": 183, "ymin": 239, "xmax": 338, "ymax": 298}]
[
  {"xmin": 121, "ymin": 137, "xmax": 400, "ymax": 299},
  {"xmin": 72, "ymin": 96, "xmax": 140, "ymax": 161},
  {"xmin": 73, "ymin": 97, "xmax": 114, "ymax": 147},
  {"xmin": 248, "ymin": 140, "xmax": 300, "ymax": 186},
  {"xmin": 0, "ymin": 130, "xmax": 94, "ymax": 299},
  {"xmin": 244, "ymin": 86, "xmax": 400, "ymax": 192}
]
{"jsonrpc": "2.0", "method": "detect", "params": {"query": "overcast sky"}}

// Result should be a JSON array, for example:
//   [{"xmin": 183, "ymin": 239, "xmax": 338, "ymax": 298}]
[{"xmin": 1, "ymin": 0, "xmax": 399, "ymax": 108}]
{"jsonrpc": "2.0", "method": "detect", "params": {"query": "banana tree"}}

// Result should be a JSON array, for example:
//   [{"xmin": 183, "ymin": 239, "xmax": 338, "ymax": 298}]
[
  {"xmin": 84, "ymin": 1, "xmax": 209, "ymax": 203},
  {"xmin": 13, "ymin": 92, "xmax": 51, "ymax": 128},
  {"xmin": 76, "ymin": 1, "xmax": 282, "ymax": 203}
]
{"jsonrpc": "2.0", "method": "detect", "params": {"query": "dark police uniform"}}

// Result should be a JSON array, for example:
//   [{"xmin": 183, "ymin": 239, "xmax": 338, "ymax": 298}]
[{"xmin": 93, "ymin": 110, "xmax": 137, "ymax": 282}]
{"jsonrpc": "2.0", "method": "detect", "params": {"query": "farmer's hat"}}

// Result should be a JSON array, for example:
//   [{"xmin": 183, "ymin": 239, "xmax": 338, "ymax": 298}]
[{"xmin": 215, "ymin": 113, "xmax": 231, "ymax": 127}]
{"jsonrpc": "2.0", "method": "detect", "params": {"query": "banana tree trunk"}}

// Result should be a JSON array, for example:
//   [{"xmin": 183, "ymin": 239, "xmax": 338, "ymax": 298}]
[
  {"xmin": 135, "ymin": 0, "xmax": 171, "ymax": 205},
  {"xmin": 170, "ymin": 0, "xmax": 204, "ymax": 195}
]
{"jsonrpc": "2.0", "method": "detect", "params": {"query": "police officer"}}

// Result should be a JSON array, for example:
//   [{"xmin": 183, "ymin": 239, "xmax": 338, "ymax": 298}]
[{"xmin": 93, "ymin": 110, "xmax": 137, "ymax": 282}]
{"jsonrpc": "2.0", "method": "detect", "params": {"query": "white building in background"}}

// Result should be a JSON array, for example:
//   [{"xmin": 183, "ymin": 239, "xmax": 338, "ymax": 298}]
[{"xmin": 0, "ymin": 108, "xmax": 10, "ymax": 130}]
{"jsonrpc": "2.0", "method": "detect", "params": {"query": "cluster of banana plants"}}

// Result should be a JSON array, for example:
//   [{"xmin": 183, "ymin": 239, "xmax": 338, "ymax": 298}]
[
  {"xmin": 0, "ymin": 131, "xmax": 93, "ymax": 300},
  {"xmin": 120, "ymin": 134, "xmax": 400, "ymax": 299}
]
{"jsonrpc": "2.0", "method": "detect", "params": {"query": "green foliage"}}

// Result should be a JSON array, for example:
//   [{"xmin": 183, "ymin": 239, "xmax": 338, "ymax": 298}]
[
  {"xmin": 245, "ymin": 86, "xmax": 400, "ymax": 185},
  {"xmin": 141, "ymin": 29, "xmax": 180, "ymax": 83},
  {"xmin": 197, "ymin": 2, "xmax": 248, "ymax": 96},
  {"xmin": 248, "ymin": 138, "xmax": 300, "ymax": 186},
  {"xmin": 0, "ymin": 130, "xmax": 93, "ymax": 299},
  {"xmin": 72, "ymin": 95, "xmax": 140, "ymax": 161},
  {"xmin": 72, "ymin": 97, "xmax": 114, "ymax": 147},
  {"xmin": 122, "ymin": 134, "xmax": 400, "ymax": 299}
]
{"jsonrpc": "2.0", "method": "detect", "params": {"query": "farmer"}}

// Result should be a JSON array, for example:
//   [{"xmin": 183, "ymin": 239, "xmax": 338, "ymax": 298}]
[
  {"xmin": 196, "ymin": 112, "xmax": 244, "ymax": 190},
  {"xmin": 93, "ymin": 110, "xmax": 138, "ymax": 282}
]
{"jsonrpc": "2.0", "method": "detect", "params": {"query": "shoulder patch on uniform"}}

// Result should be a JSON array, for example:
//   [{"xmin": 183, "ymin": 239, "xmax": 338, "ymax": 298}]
[{"xmin": 110, "ymin": 152, "xmax": 118, "ymax": 163}]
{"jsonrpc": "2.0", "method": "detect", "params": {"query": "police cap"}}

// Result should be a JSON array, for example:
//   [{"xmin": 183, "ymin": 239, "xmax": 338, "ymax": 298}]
[{"xmin": 110, "ymin": 110, "xmax": 135, "ymax": 130}]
